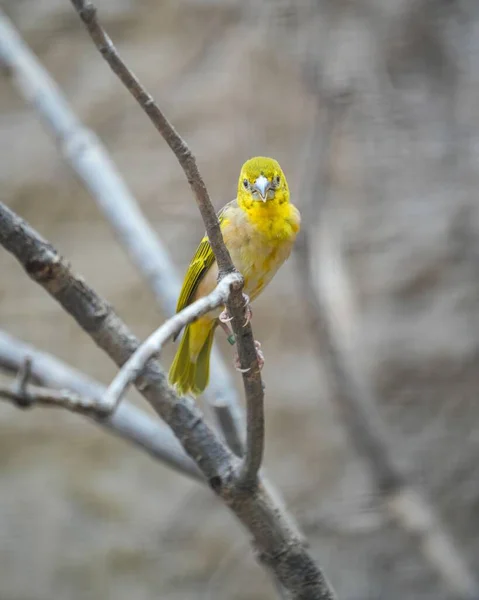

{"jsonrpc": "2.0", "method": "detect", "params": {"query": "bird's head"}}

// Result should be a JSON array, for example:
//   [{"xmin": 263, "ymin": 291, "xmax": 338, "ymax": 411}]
[{"xmin": 237, "ymin": 156, "xmax": 289, "ymax": 208}]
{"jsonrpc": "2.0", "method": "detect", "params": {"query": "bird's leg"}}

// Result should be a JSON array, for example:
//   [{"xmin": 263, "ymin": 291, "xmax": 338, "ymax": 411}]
[
  {"xmin": 218, "ymin": 296, "xmax": 263, "ymax": 370},
  {"xmin": 219, "ymin": 293, "xmax": 252, "ymax": 329},
  {"xmin": 218, "ymin": 318, "xmax": 236, "ymax": 346},
  {"xmin": 242, "ymin": 293, "xmax": 252, "ymax": 327},
  {"xmin": 219, "ymin": 306, "xmax": 236, "ymax": 346}
]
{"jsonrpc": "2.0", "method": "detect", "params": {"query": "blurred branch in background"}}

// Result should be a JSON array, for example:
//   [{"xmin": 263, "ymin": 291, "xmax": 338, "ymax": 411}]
[
  {"xmin": 0, "ymin": 202, "xmax": 336, "ymax": 600},
  {"xmin": 1, "ymin": 356, "xmax": 104, "ymax": 413},
  {"xmin": 295, "ymin": 94, "xmax": 479, "ymax": 598},
  {"xmin": 0, "ymin": 8, "xmax": 244, "ymax": 457},
  {"xmin": 0, "ymin": 330, "xmax": 201, "ymax": 480}
]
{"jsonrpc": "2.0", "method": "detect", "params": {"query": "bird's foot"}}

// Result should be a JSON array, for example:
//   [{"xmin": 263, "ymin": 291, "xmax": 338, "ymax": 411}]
[
  {"xmin": 219, "ymin": 293, "xmax": 252, "ymax": 331},
  {"xmin": 234, "ymin": 340, "xmax": 264, "ymax": 373},
  {"xmin": 219, "ymin": 308, "xmax": 233, "ymax": 324}
]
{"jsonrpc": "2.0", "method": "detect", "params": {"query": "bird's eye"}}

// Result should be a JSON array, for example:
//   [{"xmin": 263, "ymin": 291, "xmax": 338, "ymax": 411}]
[
  {"xmin": 243, "ymin": 179, "xmax": 249, "ymax": 189},
  {"xmin": 274, "ymin": 175, "xmax": 281, "ymax": 186}
]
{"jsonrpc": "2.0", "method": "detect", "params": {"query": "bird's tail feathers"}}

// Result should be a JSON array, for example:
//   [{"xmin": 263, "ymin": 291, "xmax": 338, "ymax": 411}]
[{"xmin": 168, "ymin": 321, "xmax": 216, "ymax": 397}]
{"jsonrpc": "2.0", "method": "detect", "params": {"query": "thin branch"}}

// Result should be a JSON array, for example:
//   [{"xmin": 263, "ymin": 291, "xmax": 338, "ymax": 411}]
[
  {"xmin": 296, "ymin": 98, "xmax": 478, "ymax": 597},
  {"xmin": 1, "ymin": 384, "xmax": 94, "ymax": 411},
  {"xmin": 70, "ymin": 0, "xmax": 231, "ymax": 274},
  {"xmin": 0, "ymin": 203, "xmax": 335, "ymax": 599},
  {"xmin": 299, "ymin": 231, "xmax": 479, "ymax": 599},
  {"xmin": 1, "ymin": 365, "xmax": 100, "ymax": 413},
  {"xmin": 387, "ymin": 487, "xmax": 479, "ymax": 599},
  {"xmin": 14, "ymin": 356, "xmax": 32, "ymax": 396},
  {"xmin": 231, "ymin": 308, "xmax": 265, "ymax": 490},
  {"xmin": 0, "ymin": 331, "xmax": 201, "ymax": 480},
  {"xmin": 67, "ymin": 0, "xmax": 265, "ymax": 488},
  {"xmin": 103, "ymin": 272, "xmax": 242, "ymax": 412},
  {"xmin": 0, "ymin": 8, "xmax": 244, "ymax": 457}
]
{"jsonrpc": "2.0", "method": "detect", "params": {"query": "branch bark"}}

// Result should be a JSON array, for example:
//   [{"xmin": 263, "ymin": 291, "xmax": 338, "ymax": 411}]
[
  {"xmin": 0, "ymin": 202, "xmax": 336, "ymax": 599},
  {"xmin": 0, "ymin": 7, "xmax": 244, "ymax": 457},
  {"xmin": 1, "ymin": 367, "xmax": 99, "ymax": 413},
  {"xmin": 0, "ymin": 330, "xmax": 201, "ymax": 480},
  {"xmin": 67, "ymin": 0, "xmax": 265, "ymax": 488}
]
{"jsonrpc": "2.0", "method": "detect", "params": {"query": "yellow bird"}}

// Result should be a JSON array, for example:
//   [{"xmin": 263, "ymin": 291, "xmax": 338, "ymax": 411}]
[{"xmin": 168, "ymin": 156, "xmax": 301, "ymax": 397}]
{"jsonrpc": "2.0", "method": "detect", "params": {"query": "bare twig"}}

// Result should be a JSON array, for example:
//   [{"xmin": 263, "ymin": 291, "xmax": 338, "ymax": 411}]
[
  {"xmin": 387, "ymin": 487, "xmax": 479, "ymax": 599},
  {"xmin": 1, "ymin": 366, "xmax": 100, "ymax": 413},
  {"xmin": 14, "ymin": 356, "xmax": 32, "ymax": 397},
  {"xmin": 232, "ymin": 310, "xmax": 265, "ymax": 490},
  {"xmin": 1, "ymin": 383, "xmax": 93, "ymax": 411},
  {"xmin": 70, "ymin": 0, "xmax": 231, "ymax": 274},
  {"xmin": 0, "ymin": 331, "xmax": 201, "ymax": 480},
  {"xmin": 296, "ymin": 100, "xmax": 478, "ymax": 597},
  {"xmin": 103, "ymin": 273, "xmax": 242, "ymax": 412},
  {"xmin": 67, "ymin": 0, "xmax": 265, "ymax": 488},
  {"xmin": 0, "ymin": 8, "xmax": 244, "ymax": 457},
  {"xmin": 0, "ymin": 202, "xmax": 335, "ymax": 599},
  {"xmin": 301, "ymin": 234, "xmax": 479, "ymax": 599}
]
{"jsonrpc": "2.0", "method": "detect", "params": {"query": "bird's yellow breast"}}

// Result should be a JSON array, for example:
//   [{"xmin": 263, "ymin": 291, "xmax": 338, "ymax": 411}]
[{"xmin": 221, "ymin": 198, "xmax": 300, "ymax": 300}]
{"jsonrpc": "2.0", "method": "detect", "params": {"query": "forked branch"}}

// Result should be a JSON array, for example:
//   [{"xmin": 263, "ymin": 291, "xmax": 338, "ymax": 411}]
[
  {"xmin": 103, "ymin": 273, "xmax": 242, "ymax": 412},
  {"xmin": 0, "ymin": 359, "xmax": 100, "ymax": 413},
  {"xmin": 0, "ymin": 7, "xmax": 243, "ymax": 457},
  {"xmin": 0, "ymin": 202, "xmax": 336, "ymax": 600},
  {"xmin": 0, "ymin": 330, "xmax": 201, "ymax": 480}
]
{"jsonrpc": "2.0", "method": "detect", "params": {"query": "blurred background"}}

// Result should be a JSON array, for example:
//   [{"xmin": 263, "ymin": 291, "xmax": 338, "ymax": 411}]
[{"xmin": 2, "ymin": 0, "xmax": 479, "ymax": 598}]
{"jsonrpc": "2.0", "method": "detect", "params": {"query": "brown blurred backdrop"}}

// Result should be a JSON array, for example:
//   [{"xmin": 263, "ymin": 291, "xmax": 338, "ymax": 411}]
[{"xmin": 2, "ymin": 1, "xmax": 479, "ymax": 599}]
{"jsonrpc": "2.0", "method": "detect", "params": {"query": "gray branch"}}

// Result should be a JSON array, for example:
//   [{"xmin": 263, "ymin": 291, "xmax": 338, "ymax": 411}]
[
  {"xmin": 0, "ymin": 330, "xmax": 201, "ymax": 480},
  {"xmin": 295, "ymin": 102, "xmax": 478, "ymax": 598},
  {"xmin": 1, "ymin": 364, "xmax": 101, "ymax": 413},
  {"xmin": 0, "ymin": 7, "xmax": 243, "ymax": 457},
  {"xmin": 71, "ymin": 0, "xmax": 232, "ymax": 274},
  {"xmin": 0, "ymin": 202, "xmax": 336, "ymax": 599},
  {"xmin": 68, "ymin": 0, "xmax": 265, "ymax": 488},
  {"xmin": 103, "ymin": 273, "xmax": 242, "ymax": 412}
]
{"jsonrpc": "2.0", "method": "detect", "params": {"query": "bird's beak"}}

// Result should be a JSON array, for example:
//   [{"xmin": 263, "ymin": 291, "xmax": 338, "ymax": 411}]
[{"xmin": 253, "ymin": 175, "xmax": 271, "ymax": 202}]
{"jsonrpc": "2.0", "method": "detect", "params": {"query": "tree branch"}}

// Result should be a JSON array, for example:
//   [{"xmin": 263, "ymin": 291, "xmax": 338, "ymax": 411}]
[
  {"xmin": 0, "ymin": 7, "xmax": 244, "ymax": 457},
  {"xmin": 0, "ymin": 202, "xmax": 335, "ymax": 599},
  {"xmin": 295, "ymin": 99, "xmax": 478, "ymax": 598},
  {"xmin": 0, "ymin": 331, "xmax": 201, "ymax": 480},
  {"xmin": 1, "ymin": 14, "xmax": 288, "ymax": 596},
  {"xmin": 103, "ymin": 272, "xmax": 242, "ymax": 412},
  {"xmin": 1, "ymin": 364, "xmax": 99, "ymax": 413},
  {"xmin": 67, "ymin": 0, "xmax": 265, "ymax": 488},
  {"xmin": 70, "ymin": 0, "xmax": 231, "ymax": 274}
]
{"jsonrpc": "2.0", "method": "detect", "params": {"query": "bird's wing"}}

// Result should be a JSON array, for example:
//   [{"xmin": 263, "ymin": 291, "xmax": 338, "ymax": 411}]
[{"xmin": 175, "ymin": 200, "xmax": 236, "ymax": 314}]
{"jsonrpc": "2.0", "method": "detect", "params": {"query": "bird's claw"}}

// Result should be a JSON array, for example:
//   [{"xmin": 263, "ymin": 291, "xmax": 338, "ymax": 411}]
[
  {"xmin": 234, "ymin": 340, "xmax": 264, "ymax": 373},
  {"xmin": 220, "ymin": 293, "xmax": 252, "ymax": 328},
  {"xmin": 243, "ymin": 305, "xmax": 253, "ymax": 328},
  {"xmin": 219, "ymin": 309, "xmax": 234, "ymax": 323},
  {"xmin": 254, "ymin": 340, "xmax": 265, "ymax": 369},
  {"xmin": 242, "ymin": 293, "xmax": 252, "ymax": 327}
]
